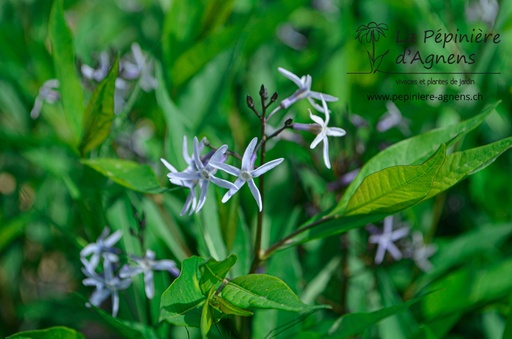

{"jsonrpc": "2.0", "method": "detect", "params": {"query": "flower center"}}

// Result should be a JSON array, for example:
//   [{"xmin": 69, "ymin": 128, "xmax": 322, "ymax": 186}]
[
  {"xmin": 240, "ymin": 170, "xmax": 252, "ymax": 181},
  {"xmin": 200, "ymin": 169, "xmax": 210, "ymax": 180}
]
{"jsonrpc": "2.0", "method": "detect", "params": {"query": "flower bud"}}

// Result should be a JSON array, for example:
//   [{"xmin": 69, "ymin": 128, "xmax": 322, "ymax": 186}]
[{"xmin": 246, "ymin": 95, "xmax": 254, "ymax": 108}]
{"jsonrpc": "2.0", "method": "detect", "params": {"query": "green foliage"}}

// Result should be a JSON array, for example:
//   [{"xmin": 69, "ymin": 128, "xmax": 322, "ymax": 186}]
[
  {"xmin": 49, "ymin": 0, "xmax": 84, "ymax": 146},
  {"xmin": 81, "ymin": 158, "xmax": 165, "ymax": 194},
  {"xmin": 79, "ymin": 56, "xmax": 119, "ymax": 156},
  {"xmin": 2, "ymin": 0, "xmax": 512, "ymax": 338},
  {"xmin": 6, "ymin": 326, "xmax": 85, "ymax": 339}
]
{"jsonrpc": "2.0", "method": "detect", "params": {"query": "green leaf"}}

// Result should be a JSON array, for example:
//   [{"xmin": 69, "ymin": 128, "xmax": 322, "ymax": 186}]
[
  {"xmin": 335, "ymin": 101, "xmax": 499, "ymax": 215},
  {"xmin": 221, "ymin": 274, "xmax": 328, "ymax": 313},
  {"xmin": 201, "ymin": 287, "xmax": 215, "ymax": 338},
  {"xmin": 49, "ymin": 0, "xmax": 85, "ymax": 146},
  {"xmin": 421, "ymin": 258, "xmax": 512, "ymax": 320},
  {"xmin": 423, "ymin": 136, "xmax": 512, "ymax": 200},
  {"xmin": 327, "ymin": 296, "xmax": 425, "ymax": 338},
  {"xmin": 7, "ymin": 326, "xmax": 85, "ymax": 339},
  {"xmin": 79, "ymin": 56, "xmax": 119, "ymax": 156},
  {"xmin": 81, "ymin": 158, "xmax": 165, "ymax": 194},
  {"xmin": 85, "ymin": 300, "xmax": 160, "ymax": 339},
  {"xmin": 160, "ymin": 256, "xmax": 206, "ymax": 327},
  {"xmin": 172, "ymin": 24, "xmax": 243, "ymax": 88},
  {"xmin": 210, "ymin": 294, "xmax": 253, "ymax": 316},
  {"xmin": 343, "ymin": 144, "xmax": 445, "ymax": 216},
  {"xmin": 199, "ymin": 254, "xmax": 237, "ymax": 295}
]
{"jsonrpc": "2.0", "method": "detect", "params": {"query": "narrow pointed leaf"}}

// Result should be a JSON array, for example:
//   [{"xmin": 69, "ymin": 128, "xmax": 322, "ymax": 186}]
[
  {"xmin": 423, "ymin": 136, "xmax": 512, "ymax": 200},
  {"xmin": 328, "ymin": 295, "xmax": 426, "ymax": 338},
  {"xmin": 211, "ymin": 295, "xmax": 254, "ymax": 316},
  {"xmin": 335, "ymin": 101, "xmax": 499, "ymax": 215},
  {"xmin": 49, "ymin": 0, "xmax": 84, "ymax": 146},
  {"xmin": 7, "ymin": 326, "xmax": 85, "ymax": 339},
  {"xmin": 160, "ymin": 256, "xmax": 206, "ymax": 327},
  {"xmin": 344, "ymin": 144, "xmax": 445, "ymax": 216},
  {"xmin": 79, "ymin": 56, "xmax": 119, "ymax": 156},
  {"xmin": 221, "ymin": 274, "xmax": 328, "ymax": 312},
  {"xmin": 201, "ymin": 287, "xmax": 215, "ymax": 338},
  {"xmin": 81, "ymin": 158, "xmax": 165, "ymax": 194}
]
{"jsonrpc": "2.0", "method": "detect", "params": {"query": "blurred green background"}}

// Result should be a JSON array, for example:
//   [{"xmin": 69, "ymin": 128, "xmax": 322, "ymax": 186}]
[{"xmin": 1, "ymin": 0, "xmax": 511, "ymax": 338}]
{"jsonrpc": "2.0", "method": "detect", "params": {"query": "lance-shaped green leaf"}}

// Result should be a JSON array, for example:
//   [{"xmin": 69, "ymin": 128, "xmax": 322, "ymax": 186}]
[
  {"xmin": 199, "ymin": 254, "xmax": 237, "ymax": 294},
  {"xmin": 79, "ymin": 56, "xmax": 119, "ymax": 156},
  {"xmin": 49, "ymin": 0, "xmax": 85, "ymax": 146},
  {"xmin": 221, "ymin": 274, "xmax": 328, "ymax": 312},
  {"xmin": 210, "ymin": 293, "xmax": 254, "ymax": 316},
  {"xmin": 201, "ymin": 287, "xmax": 216, "ymax": 338},
  {"xmin": 7, "ymin": 326, "xmax": 85, "ymax": 339},
  {"xmin": 334, "ymin": 101, "xmax": 499, "ymax": 215},
  {"xmin": 327, "ymin": 295, "xmax": 427, "ymax": 338},
  {"xmin": 343, "ymin": 144, "xmax": 445, "ymax": 216},
  {"xmin": 81, "ymin": 158, "xmax": 165, "ymax": 194},
  {"xmin": 160, "ymin": 256, "xmax": 206, "ymax": 327},
  {"xmin": 422, "ymin": 136, "xmax": 512, "ymax": 200}
]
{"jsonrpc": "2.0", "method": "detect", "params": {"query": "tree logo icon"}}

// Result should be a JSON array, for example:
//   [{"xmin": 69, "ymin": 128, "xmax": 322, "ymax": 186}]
[{"xmin": 355, "ymin": 22, "xmax": 390, "ymax": 73}]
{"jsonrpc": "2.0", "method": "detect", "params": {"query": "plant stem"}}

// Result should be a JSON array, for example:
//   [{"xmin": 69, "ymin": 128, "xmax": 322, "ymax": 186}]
[
  {"xmin": 262, "ymin": 215, "xmax": 336, "ymax": 261},
  {"xmin": 250, "ymin": 88, "xmax": 268, "ymax": 273}
]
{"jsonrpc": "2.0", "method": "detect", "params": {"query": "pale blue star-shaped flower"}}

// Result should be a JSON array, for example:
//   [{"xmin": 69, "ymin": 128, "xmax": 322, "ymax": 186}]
[
  {"xmin": 404, "ymin": 231, "xmax": 437, "ymax": 272},
  {"xmin": 80, "ymin": 227, "xmax": 122, "ymax": 271},
  {"xmin": 210, "ymin": 137, "xmax": 284, "ymax": 212},
  {"xmin": 161, "ymin": 136, "xmax": 202, "ymax": 216},
  {"xmin": 277, "ymin": 67, "xmax": 338, "ymax": 112},
  {"xmin": 162, "ymin": 137, "xmax": 236, "ymax": 214},
  {"xmin": 309, "ymin": 97, "xmax": 346, "ymax": 169},
  {"xmin": 121, "ymin": 43, "xmax": 157, "ymax": 92},
  {"xmin": 82, "ymin": 260, "xmax": 131, "ymax": 317},
  {"xmin": 30, "ymin": 79, "xmax": 60, "ymax": 119},
  {"xmin": 369, "ymin": 216, "xmax": 410, "ymax": 264},
  {"xmin": 120, "ymin": 249, "xmax": 180, "ymax": 299}
]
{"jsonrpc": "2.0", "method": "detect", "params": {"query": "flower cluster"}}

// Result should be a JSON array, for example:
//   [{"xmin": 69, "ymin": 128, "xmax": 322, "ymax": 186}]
[
  {"xmin": 30, "ymin": 42, "xmax": 156, "ymax": 118},
  {"xmin": 367, "ymin": 215, "xmax": 437, "ymax": 271},
  {"xmin": 161, "ymin": 68, "xmax": 346, "ymax": 213},
  {"xmin": 80, "ymin": 227, "xmax": 179, "ymax": 317}
]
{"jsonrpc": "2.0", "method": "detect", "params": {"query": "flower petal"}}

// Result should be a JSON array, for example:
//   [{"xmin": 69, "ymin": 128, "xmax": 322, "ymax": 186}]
[
  {"xmin": 309, "ymin": 111, "xmax": 325, "ymax": 126},
  {"xmin": 221, "ymin": 178, "xmax": 245, "ymax": 203},
  {"xmin": 210, "ymin": 175, "xmax": 237, "ymax": 190},
  {"xmin": 310, "ymin": 134, "xmax": 324, "ymax": 149},
  {"xmin": 322, "ymin": 137, "xmax": 331, "ymax": 169},
  {"xmin": 209, "ymin": 161, "xmax": 240, "ymax": 177},
  {"xmin": 251, "ymin": 158, "xmax": 284, "ymax": 178},
  {"xmin": 247, "ymin": 179, "xmax": 263, "ymax": 211},
  {"xmin": 144, "ymin": 270, "xmax": 155, "ymax": 299},
  {"xmin": 326, "ymin": 127, "xmax": 347, "ymax": 137},
  {"xmin": 195, "ymin": 180, "xmax": 209, "ymax": 212},
  {"xmin": 278, "ymin": 67, "xmax": 303, "ymax": 88},
  {"xmin": 242, "ymin": 138, "xmax": 258, "ymax": 170}
]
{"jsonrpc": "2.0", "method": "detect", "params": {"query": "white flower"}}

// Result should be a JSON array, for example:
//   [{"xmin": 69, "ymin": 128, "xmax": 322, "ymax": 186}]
[
  {"xmin": 161, "ymin": 136, "xmax": 201, "ymax": 216},
  {"xmin": 30, "ymin": 79, "xmax": 60, "ymax": 119},
  {"xmin": 210, "ymin": 137, "xmax": 284, "ymax": 212},
  {"xmin": 82, "ymin": 260, "xmax": 131, "ymax": 317},
  {"xmin": 81, "ymin": 228, "xmax": 122, "ymax": 271},
  {"xmin": 162, "ymin": 137, "xmax": 236, "ymax": 214},
  {"xmin": 121, "ymin": 43, "xmax": 157, "ymax": 91},
  {"xmin": 404, "ymin": 231, "xmax": 437, "ymax": 272},
  {"xmin": 377, "ymin": 102, "xmax": 410, "ymax": 134},
  {"xmin": 369, "ymin": 216, "xmax": 410, "ymax": 264},
  {"xmin": 309, "ymin": 97, "xmax": 346, "ymax": 169},
  {"xmin": 277, "ymin": 67, "xmax": 338, "ymax": 112},
  {"xmin": 120, "ymin": 249, "xmax": 180, "ymax": 299}
]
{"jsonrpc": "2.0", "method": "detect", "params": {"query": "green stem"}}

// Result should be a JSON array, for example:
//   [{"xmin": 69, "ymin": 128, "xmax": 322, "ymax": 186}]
[
  {"xmin": 250, "ymin": 103, "xmax": 267, "ymax": 274},
  {"xmin": 262, "ymin": 215, "xmax": 336, "ymax": 261}
]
